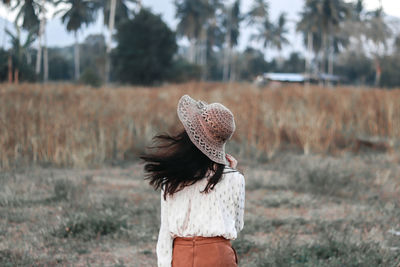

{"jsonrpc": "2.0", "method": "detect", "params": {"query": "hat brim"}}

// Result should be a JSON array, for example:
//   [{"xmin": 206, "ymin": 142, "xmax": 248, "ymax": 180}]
[{"xmin": 177, "ymin": 95, "xmax": 228, "ymax": 165}]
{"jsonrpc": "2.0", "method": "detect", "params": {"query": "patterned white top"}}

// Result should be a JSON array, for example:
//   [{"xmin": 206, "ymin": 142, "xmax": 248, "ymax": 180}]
[{"xmin": 156, "ymin": 168, "xmax": 245, "ymax": 267}]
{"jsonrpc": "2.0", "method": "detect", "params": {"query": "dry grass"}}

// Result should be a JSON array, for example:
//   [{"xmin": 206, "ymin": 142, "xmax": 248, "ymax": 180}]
[{"xmin": 1, "ymin": 82, "xmax": 400, "ymax": 169}]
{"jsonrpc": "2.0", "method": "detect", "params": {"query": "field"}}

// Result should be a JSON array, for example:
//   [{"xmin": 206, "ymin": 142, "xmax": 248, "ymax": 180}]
[
  {"xmin": 1, "ymin": 82, "xmax": 400, "ymax": 266},
  {"xmin": 1, "ymin": 82, "xmax": 400, "ymax": 169}
]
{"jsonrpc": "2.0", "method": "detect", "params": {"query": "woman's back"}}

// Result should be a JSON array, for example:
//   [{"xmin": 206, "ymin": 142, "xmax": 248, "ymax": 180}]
[
  {"xmin": 164, "ymin": 168, "xmax": 245, "ymax": 239},
  {"xmin": 157, "ymin": 168, "xmax": 245, "ymax": 267}
]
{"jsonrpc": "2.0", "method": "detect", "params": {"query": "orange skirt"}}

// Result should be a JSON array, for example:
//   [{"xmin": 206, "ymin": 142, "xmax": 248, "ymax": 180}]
[{"xmin": 172, "ymin": 236, "xmax": 238, "ymax": 267}]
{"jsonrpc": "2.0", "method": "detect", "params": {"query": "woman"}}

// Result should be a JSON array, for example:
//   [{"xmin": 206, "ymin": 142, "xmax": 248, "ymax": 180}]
[{"xmin": 142, "ymin": 95, "xmax": 245, "ymax": 267}]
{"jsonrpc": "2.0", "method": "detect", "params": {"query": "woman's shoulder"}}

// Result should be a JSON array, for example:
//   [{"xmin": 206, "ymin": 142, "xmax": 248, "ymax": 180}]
[{"xmin": 223, "ymin": 167, "xmax": 245, "ymax": 184}]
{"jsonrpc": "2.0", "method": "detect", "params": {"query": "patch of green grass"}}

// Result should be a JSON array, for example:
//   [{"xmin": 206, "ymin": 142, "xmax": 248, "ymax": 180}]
[
  {"xmin": 243, "ymin": 217, "xmax": 308, "ymax": 235},
  {"xmin": 53, "ymin": 179, "xmax": 76, "ymax": 201},
  {"xmin": 0, "ymin": 250, "xmax": 35, "ymax": 267},
  {"xmin": 257, "ymin": 239, "xmax": 399, "ymax": 267},
  {"xmin": 52, "ymin": 195, "xmax": 160, "ymax": 244},
  {"xmin": 260, "ymin": 195, "xmax": 310, "ymax": 208},
  {"xmin": 232, "ymin": 238, "xmax": 261, "ymax": 256},
  {"xmin": 53, "ymin": 209, "xmax": 129, "ymax": 241},
  {"xmin": 0, "ymin": 174, "xmax": 87, "ymax": 208},
  {"xmin": 289, "ymin": 161, "xmax": 358, "ymax": 198},
  {"xmin": 242, "ymin": 225, "xmax": 400, "ymax": 267},
  {"xmin": 262, "ymin": 197, "xmax": 291, "ymax": 208},
  {"xmin": 4, "ymin": 210, "xmax": 29, "ymax": 224}
]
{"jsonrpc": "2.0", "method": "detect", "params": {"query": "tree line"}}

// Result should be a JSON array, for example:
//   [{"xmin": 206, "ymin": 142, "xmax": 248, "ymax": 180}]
[{"xmin": 1, "ymin": 0, "xmax": 400, "ymax": 87}]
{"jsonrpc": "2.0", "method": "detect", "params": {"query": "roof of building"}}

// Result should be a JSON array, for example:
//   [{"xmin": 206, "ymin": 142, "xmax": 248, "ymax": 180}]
[{"xmin": 263, "ymin": 73, "xmax": 306, "ymax": 82}]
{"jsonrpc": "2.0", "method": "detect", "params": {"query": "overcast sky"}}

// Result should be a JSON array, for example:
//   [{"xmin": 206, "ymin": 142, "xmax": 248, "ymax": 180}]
[{"xmin": 0, "ymin": 0, "xmax": 399, "ymax": 57}]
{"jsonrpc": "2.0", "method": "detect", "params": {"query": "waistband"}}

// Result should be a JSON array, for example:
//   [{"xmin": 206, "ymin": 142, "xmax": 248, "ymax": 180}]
[{"xmin": 173, "ymin": 236, "xmax": 230, "ymax": 246}]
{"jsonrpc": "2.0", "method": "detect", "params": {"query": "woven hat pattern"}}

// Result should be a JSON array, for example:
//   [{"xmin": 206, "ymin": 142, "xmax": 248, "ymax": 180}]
[{"xmin": 177, "ymin": 95, "xmax": 235, "ymax": 165}]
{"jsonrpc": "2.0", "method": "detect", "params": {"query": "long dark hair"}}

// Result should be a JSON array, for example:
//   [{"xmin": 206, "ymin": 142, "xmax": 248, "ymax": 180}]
[{"xmin": 141, "ymin": 130, "xmax": 233, "ymax": 200}]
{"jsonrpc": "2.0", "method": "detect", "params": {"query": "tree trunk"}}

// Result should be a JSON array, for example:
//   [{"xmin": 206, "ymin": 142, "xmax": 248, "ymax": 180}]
[
  {"xmin": 317, "ymin": 49, "xmax": 323, "ymax": 86},
  {"xmin": 74, "ymin": 31, "xmax": 80, "ymax": 80},
  {"xmin": 229, "ymin": 51, "xmax": 235, "ymax": 82},
  {"xmin": 35, "ymin": 13, "xmax": 45, "ymax": 75},
  {"xmin": 26, "ymin": 51, "xmax": 32, "ymax": 65},
  {"xmin": 7, "ymin": 54, "xmax": 12, "ymax": 83},
  {"xmin": 223, "ymin": 6, "xmax": 232, "ymax": 82},
  {"xmin": 319, "ymin": 29, "xmax": 330, "ymax": 86},
  {"xmin": 223, "ymin": 24, "xmax": 231, "ymax": 82},
  {"xmin": 1, "ymin": 15, "xmax": 6, "ymax": 49},
  {"xmin": 305, "ymin": 32, "xmax": 313, "ymax": 86},
  {"xmin": 189, "ymin": 38, "xmax": 195, "ymax": 63},
  {"xmin": 374, "ymin": 56, "xmax": 381, "ymax": 87},
  {"xmin": 14, "ymin": 68, "xmax": 19, "ymax": 84},
  {"xmin": 322, "ymin": 32, "xmax": 328, "ymax": 74},
  {"xmin": 35, "ymin": 31, "xmax": 42, "ymax": 75},
  {"xmin": 277, "ymin": 49, "xmax": 284, "ymax": 69},
  {"xmin": 306, "ymin": 32, "xmax": 313, "ymax": 73},
  {"xmin": 194, "ymin": 39, "xmax": 199, "ymax": 64},
  {"xmin": 200, "ymin": 26, "xmax": 207, "ymax": 80},
  {"xmin": 43, "ymin": 31, "xmax": 48, "ymax": 82},
  {"xmin": 105, "ymin": 0, "xmax": 117, "ymax": 83},
  {"xmin": 328, "ymin": 35, "xmax": 334, "ymax": 76},
  {"xmin": 222, "ymin": 43, "xmax": 231, "ymax": 82}
]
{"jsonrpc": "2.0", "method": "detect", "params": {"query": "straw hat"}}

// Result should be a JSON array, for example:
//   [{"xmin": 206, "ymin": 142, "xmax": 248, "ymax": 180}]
[{"xmin": 177, "ymin": 95, "xmax": 236, "ymax": 165}]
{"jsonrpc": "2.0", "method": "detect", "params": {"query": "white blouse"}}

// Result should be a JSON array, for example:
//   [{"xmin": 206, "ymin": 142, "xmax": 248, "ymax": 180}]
[{"xmin": 156, "ymin": 168, "xmax": 245, "ymax": 267}]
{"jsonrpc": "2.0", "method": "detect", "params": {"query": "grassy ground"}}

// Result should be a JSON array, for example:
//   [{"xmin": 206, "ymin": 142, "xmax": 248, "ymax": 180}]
[
  {"xmin": 1, "ymin": 82, "xmax": 399, "ymax": 265},
  {"xmin": 1, "ymin": 152, "xmax": 399, "ymax": 266}
]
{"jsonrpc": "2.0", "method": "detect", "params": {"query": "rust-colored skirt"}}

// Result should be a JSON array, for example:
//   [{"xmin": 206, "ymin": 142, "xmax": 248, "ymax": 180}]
[{"xmin": 172, "ymin": 236, "xmax": 238, "ymax": 267}]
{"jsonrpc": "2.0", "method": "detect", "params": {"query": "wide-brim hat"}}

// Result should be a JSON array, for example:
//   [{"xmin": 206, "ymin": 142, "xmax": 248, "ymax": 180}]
[{"xmin": 177, "ymin": 95, "xmax": 236, "ymax": 165}]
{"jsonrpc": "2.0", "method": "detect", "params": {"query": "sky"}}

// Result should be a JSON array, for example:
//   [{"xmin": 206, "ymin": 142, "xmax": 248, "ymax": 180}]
[{"xmin": 0, "ymin": 0, "xmax": 399, "ymax": 57}]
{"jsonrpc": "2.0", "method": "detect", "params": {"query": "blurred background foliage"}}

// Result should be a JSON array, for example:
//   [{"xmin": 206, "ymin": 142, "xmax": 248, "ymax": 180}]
[{"xmin": 0, "ymin": 0, "xmax": 399, "ymax": 87}]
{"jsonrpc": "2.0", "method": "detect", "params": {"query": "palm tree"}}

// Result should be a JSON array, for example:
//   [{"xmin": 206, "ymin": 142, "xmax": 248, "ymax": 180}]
[
  {"xmin": 320, "ymin": 0, "xmax": 349, "ymax": 75},
  {"xmin": 252, "ymin": 17, "xmax": 274, "ymax": 62},
  {"xmin": 55, "ymin": 0, "xmax": 100, "ymax": 80},
  {"xmin": 1, "ymin": 0, "xmax": 11, "ymax": 49},
  {"xmin": 99, "ymin": 0, "xmax": 137, "ymax": 83},
  {"xmin": 12, "ymin": 0, "xmax": 41, "ymax": 31},
  {"xmin": 298, "ymin": 0, "xmax": 349, "ymax": 77},
  {"xmin": 101, "ymin": 0, "xmax": 134, "ymax": 27},
  {"xmin": 175, "ymin": 0, "xmax": 213, "ymax": 64},
  {"xmin": 11, "ymin": 0, "xmax": 45, "ymax": 77},
  {"xmin": 363, "ymin": 8, "xmax": 391, "ymax": 86},
  {"xmin": 6, "ymin": 24, "xmax": 36, "ymax": 83},
  {"xmin": 246, "ymin": 0, "xmax": 268, "ymax": 26},
  {"xmin": 203, "ymin": 2, "xmax": 224, "ymax": 80},
  {"xmin": 271, "ymin": 12, "xmax": 289, "ymax": 67},
  {"xmin": 297, "ymin": 0, "xmax": 323, "ymax": 74},
  {"xmin": 222, "ymin": 0, "xmax": 241, "ymax": 82},
  {"xmin": 253, "ymin": 12, "xmax": 289, "ymax": 71}
]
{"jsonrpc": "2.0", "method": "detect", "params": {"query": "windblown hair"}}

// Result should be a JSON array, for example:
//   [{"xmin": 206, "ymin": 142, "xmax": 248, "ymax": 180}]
[{"xmin": 141, "ymin": 130, "xmax": 233, "ymax": 200}]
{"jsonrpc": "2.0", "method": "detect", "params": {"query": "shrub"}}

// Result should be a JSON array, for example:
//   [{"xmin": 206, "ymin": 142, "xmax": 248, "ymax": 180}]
[
  {"xmin": 167, "ymin": 58, "xmax": 202, "ymax": 83},
  {"xmin": 289, "ymin": 160, "xmax": 357, "ymax": 198},
  {"xmin": 54, "ymin": 209, "xmax": 129, "ymax": 241},
  {"xmin": 79, "ymin": 67, "xmax": 102, "ymax": 88},
  {"xmin": 0, "ymin": 250, "xmax": 35, "ymax": 267},
  {"xmin": 53, "ymin": 179, "xmax": 76, "ymax": 201}
]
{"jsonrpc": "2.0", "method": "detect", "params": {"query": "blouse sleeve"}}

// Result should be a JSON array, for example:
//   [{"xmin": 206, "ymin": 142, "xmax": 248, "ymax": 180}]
[
  {"xmin": 234, "ymin": 173, "xmax": 245, "ymax": 232},
  {"xmin": 156, "ymin": 189, "xmax": 173, "ymax": 267}
]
